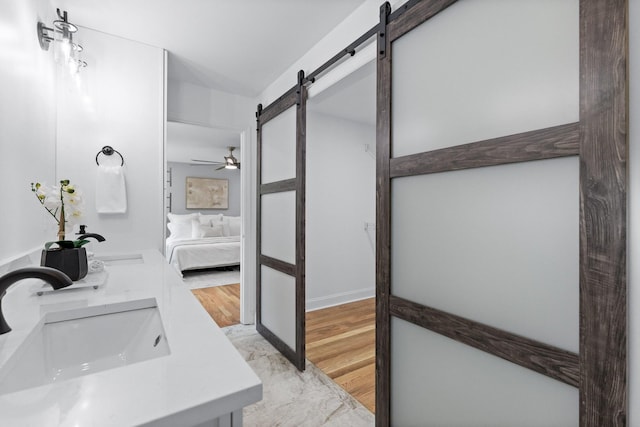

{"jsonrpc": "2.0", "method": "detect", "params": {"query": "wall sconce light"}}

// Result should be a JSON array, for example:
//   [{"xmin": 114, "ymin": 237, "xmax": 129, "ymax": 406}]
[
  {"xmin": 37, "ymin": 9, "xmax": 87, "ymax": 73},
  {"xmin": 37, "ymin": 22, "xmax": 54, "ymax": 51}
]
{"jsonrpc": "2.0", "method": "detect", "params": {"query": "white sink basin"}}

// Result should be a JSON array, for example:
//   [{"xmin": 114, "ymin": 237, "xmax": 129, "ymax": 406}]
[{"xmin": 0, "ymin": 298, "xmax": 170, "ymax": 395}]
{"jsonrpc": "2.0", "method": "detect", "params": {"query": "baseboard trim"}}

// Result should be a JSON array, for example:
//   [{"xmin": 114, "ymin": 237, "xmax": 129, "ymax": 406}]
[{"xmin": 306, "ymin": 288, "xmax": 374, "ymax": 312}]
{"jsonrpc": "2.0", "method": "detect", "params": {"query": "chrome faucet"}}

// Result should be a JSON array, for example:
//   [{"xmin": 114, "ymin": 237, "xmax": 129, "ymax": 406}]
[{"xmin": 0, "ymin": 267, "xmax": 73, "ymax": 335}]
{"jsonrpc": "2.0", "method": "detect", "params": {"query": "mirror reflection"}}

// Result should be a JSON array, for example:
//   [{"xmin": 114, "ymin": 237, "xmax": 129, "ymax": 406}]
[{"xmin": 165, "ymin": 121, "xmax": 242, "ymax": 286}]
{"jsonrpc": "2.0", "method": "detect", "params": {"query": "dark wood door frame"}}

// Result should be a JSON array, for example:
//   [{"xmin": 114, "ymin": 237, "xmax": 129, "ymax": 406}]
[
  {"xmin": 375, "ymin": 0, "xmax": 627, "ymax": 425},
  {"xmin": 253, "ymin": 15, "xmax": 381, "ymax": 372},
  {"xmin": 253, "ymin": 18, "xmax": 381, "ymax": 374},
  {"xmin": 256, "ymin": 71, "xmax": 307, "ymax": 371}
]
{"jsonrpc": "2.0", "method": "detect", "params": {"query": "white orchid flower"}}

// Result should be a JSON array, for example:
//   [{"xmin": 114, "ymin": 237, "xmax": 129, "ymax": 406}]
[{"xmin": 31, "ymin": 179, "xmax": 84, "ymax": 240}]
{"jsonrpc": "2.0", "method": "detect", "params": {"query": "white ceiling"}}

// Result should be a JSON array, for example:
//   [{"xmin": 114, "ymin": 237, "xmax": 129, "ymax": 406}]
[{"xmin": 56, "ymin": 0, "xmax": 368, "ymax": 96}]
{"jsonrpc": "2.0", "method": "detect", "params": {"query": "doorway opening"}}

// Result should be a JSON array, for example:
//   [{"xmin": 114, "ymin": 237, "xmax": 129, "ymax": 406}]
[{"xmin": 305, "ymin": 59, "xmax": 377, "ymax": 413}]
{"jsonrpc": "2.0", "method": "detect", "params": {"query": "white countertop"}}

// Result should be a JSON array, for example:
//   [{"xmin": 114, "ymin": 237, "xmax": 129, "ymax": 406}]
[{"xmin": 0, "ymin": 249, "xmax": 262, "ymax": 426}]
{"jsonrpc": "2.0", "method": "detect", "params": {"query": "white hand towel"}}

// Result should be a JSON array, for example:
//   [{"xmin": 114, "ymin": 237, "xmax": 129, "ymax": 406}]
[{"xmin": 96, "ymin": 165, "xmax": 127, "ymax": 213}]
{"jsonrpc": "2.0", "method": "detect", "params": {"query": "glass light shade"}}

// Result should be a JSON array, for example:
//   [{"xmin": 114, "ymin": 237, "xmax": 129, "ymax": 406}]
[
  {"xmin": 53, "ymin": 30, "xmax": 72, "ymax": 65},
  {"xmin": 68, "ymin": 58, "xmax": 87, "ymax": 75},
  {"xmin": 60, "ymin": 39, "xmax": 71, "ymax": 63}
]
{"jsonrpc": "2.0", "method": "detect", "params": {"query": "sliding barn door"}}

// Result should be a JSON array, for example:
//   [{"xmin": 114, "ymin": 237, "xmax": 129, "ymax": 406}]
[
  {"xmin": 256, "ymin": 72, "xmax": 306, "ymax": 371},
  {"xmin": 376, "ymin": 0, "xmax": 627, "ymax": 425}
]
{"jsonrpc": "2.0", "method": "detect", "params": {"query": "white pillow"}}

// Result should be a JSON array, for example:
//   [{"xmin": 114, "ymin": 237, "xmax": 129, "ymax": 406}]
[
  {"xmin": 167, "ymin": 212, "xmax": 198, "ymax": 223},
  {"xmin": 199, "ymin": 213, "xmax": 223, "ymax": 226},
  {"xmin": 227, "ymin": 216, "xmax": 241, "ymax": 236},
  {"xmin": 167, "ymin": 222, "xmax": 191, "ymax": 240},
  {"xmin": 220, "ymin": 216, "xmax": 241, "ymax": 236},
  {"xmin": 201, "ymin": 224, "xmax": 224, "ymax": 238},
  {"xmin": 191, "ymin": 220, "xmax": 224, "ymax": 238}
]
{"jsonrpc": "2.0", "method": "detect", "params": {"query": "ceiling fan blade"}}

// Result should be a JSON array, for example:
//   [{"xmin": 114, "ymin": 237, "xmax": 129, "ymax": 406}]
[
  {"xmin": 192, "ymin": 151, "xmax": 240, "ymax": 170},
  {"xmin": 191, "ymin": 159, "xmax": 224, "ymax": 164}
]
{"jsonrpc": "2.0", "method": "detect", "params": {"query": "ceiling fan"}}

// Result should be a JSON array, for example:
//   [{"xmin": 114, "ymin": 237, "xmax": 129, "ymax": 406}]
[{"xmin": 191, "ymin": 146, "xmax": 240, "ymax": 170}]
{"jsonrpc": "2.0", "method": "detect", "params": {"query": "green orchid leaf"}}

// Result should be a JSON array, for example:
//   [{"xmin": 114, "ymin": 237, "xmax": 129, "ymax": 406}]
[
  {"xmin": 57, "ymin": 240, "xmax": 76, "ymax": 249},
  {"xmin": 73, "ymin": 239, "xmax": 90, "ymax": 248}
]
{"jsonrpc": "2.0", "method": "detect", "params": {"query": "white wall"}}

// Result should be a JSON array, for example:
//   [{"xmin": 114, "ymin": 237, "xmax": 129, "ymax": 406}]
[
  {"xmin": 167, "ymin": 162, "xmax": 241, "ymax": 216},
  {"xmin": 306, "ymin": 112, "xmax": 375, "ymax": 310},
  {"xmin": 168, "ymin": 80, "xmax": 255, "ymax": 130},
  {"xmin": 0, "ymin": 0, "xmax": 57, "ymax": 265},
  {"xmin": 628, "ymin": 0, "xmax": 638, "ymax": 422},
  {"xmin": 55, "ymin": 27, "xmax": 165, "ymax": 254}
]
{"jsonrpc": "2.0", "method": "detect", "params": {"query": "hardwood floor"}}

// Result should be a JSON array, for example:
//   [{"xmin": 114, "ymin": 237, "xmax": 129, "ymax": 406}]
[
  {"xmin": 306, "ymin": 298, "xmax": 376, "ymax": 413},
  {"xmin": 192, "ymin": 283, "xmax": 241, "ymax": 328},
  {"xmin": 191, "ymin": 287, "xmax": 375, "ymax": 412}
]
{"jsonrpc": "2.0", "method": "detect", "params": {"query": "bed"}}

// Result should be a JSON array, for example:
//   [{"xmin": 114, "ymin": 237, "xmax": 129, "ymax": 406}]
[{"xmin": 165, "ymin": 213, "xmax": 241, "ymax": 275}]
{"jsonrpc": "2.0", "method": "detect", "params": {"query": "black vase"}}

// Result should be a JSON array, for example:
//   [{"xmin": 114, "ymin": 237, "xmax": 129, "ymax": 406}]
[{"xmin": 40, "ymin": 247, "xmax": 88, "ymax": 281}]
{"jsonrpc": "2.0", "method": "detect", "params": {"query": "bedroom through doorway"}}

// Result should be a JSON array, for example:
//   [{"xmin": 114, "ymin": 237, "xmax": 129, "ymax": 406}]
[{"xmin": 164, "ymin": 121, "xmax": 245, "ymax": 327}]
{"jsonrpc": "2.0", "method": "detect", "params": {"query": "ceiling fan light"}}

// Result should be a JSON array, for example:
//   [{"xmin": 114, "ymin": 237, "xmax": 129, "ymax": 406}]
[{"xmin": 225, "ymin": 164, "xmax": 238, "ymax": 170}]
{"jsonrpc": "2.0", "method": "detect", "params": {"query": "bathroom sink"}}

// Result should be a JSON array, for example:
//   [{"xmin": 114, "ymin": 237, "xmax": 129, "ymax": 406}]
[{"xmin": 0, "ymin": 298, "xmax": 170, "ymax": 395}]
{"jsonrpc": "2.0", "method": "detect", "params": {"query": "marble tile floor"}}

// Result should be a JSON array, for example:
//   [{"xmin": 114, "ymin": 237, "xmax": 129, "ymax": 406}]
[
  {"xmin": 224, "ymin": 324, "xmax": 375, "ymax": 427},
  {"xmin": 181, "ymin": 266, "xmax": 241, "ymax": 289}
]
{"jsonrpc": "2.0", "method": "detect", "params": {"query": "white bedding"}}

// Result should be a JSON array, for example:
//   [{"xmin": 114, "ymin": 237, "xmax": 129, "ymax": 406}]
[{"xmin": 166, "ymin": 236, "xmax": 240, "ymax": 274}]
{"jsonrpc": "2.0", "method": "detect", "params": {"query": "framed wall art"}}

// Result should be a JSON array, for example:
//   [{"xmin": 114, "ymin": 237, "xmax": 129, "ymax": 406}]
[{"xmin": 186, "ymin": 177, "xmax": 228, "ymax": 209}]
